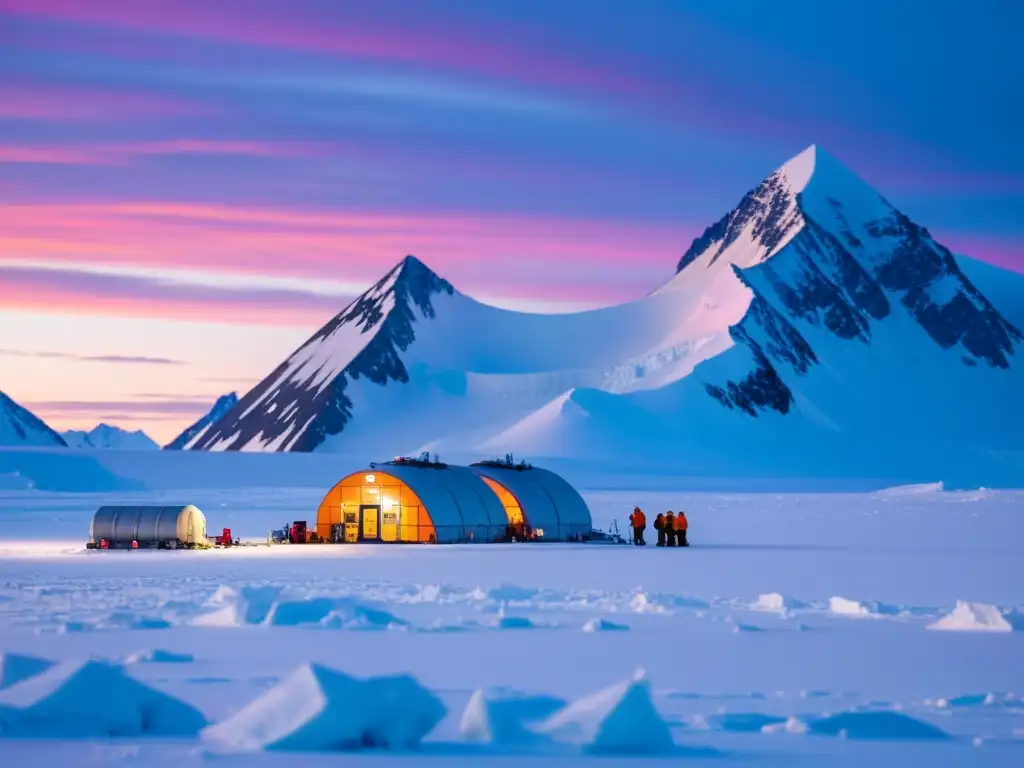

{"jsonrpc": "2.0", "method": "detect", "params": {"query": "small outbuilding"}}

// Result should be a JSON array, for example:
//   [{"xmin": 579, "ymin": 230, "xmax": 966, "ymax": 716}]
[
  {"xmin": 90, "ymin": 505, "xmax": 207, "ymax": 547},
  {"xmin": 315, "ymin": 456, "xmax": 592, "ymax": 544}
]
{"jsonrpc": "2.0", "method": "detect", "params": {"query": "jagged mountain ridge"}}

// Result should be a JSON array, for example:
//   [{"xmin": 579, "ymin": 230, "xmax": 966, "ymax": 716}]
[
  {"xmin": 0, "ymin": 391, "xmax": 67, "ymax": 447},
  {"xmin": 672, "ymin": 147, "xmax": 1021, "ymax": 431},
  {"xmin": 183, "ymin": 260, "xmax": 455, "ymax": 452},
  {"xmin": 180, "ymin": 145, "xmax": 1023, "ymax": 465},
  {"xmin": 164, "ymin": 392, "xmax": 240, "ymax": 449},
  {"xmin": 183, "ymin": 244, "xmax": 752, "ymax": 454}
]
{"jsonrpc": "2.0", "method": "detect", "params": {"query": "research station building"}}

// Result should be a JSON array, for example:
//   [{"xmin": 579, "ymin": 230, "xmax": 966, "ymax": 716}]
[{"xmin": 315, "ymin": 457, "xmax": 592, "ymax": 544}]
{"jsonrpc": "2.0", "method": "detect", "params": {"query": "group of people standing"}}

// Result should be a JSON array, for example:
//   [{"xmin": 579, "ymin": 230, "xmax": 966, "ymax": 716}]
[{"xmin": 627, "ymin": 507, "xmax": 689, "ymax": 547}]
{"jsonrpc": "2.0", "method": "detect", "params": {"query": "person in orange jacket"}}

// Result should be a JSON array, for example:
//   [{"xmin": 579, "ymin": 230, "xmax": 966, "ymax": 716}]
[
  {"xmin": 675, "ymin": 510, "xmax": 689, "ymax": 547},
  {"xmin": 628, "ymin": 507, "xmax": 646, "ymax": 546},
  {"xmin": 664, "ymin": 511, "xmax": 676, "ymax": 546},
  {"xmin": 653, "ymin": 513, "xmax": 666, "ymax": 546}
]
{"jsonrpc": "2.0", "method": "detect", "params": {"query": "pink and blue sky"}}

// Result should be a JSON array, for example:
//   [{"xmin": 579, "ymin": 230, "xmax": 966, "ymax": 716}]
[{"xmin": 1, "ymin": 0, "xmax": 1021, "ymax": 444}]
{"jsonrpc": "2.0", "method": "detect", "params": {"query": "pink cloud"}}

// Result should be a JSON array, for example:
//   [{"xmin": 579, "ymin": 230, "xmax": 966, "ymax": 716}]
[
  {"xmin": 0, "ymin": 146, "xmax": 118, "ymax": 166},
  {"xmin": 0, "ymin": 82, "xmax": 211, "ymax": 121},
  {"xmin": 0, "ymin": 200, "xmax": 692, "ymax": 289}
]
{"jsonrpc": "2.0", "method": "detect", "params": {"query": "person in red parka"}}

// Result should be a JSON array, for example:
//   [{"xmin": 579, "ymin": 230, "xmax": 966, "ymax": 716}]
[
  {"xmin": 654, "ymin": 513, "xmax": 666, "ymax": 546},
  {"xmin": 675, "ymin": 510, "xmax": 689, "ymax": 547},
  {"xmin": 628, "ymin": 507, "xmax": 647, "ymax": 546}
]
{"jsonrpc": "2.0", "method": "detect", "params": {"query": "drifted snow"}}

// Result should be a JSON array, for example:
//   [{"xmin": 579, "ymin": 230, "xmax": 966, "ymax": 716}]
[
  {"xmin": 927, "ymin": 601, "xmax": 1016, "ymax": 632},
  {"xmin": 1, "ymin": 482, "xmax": 1023, "ymax": 762},
  {"xmin": 201, "ymin": 663, "xmax": 445, "ymax": 753},
  {"xmin": 189, "ymin": 587, "xmax": 405, "ymax": 629}
]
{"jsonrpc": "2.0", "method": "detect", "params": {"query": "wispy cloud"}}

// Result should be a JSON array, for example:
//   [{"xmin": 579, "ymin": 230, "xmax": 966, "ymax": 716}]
[
  {"xmin": 25, "ymin": 397, "xmax": 212, "ymax": 422},
  {"xmin": 0, "ymin": 140, "xmax": 335, "ymax": 166},
  {"xmin": 0, "ymin": 348, "xmax": 185, "ymax": 365},
  {"xmin": 0, "ymin": 82, "xmax": 211, "ymax": 121},
  {"xmin": 0, "ymin": 263, "xmax": 353, "ymax": 327},
  {"xmin": 0, "ymin": 0, "xmax": 648, "ymax": 101}
]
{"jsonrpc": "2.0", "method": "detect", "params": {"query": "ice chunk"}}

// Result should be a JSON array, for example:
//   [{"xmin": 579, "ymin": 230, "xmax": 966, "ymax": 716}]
[
  {"xmin": 201, "ymin": 663, "xmax": 445, "ymax": 753},
  {"xmin": 124, "ymin": 649, "xmax": 194, "ymax": 664},
  {"xmin": 459, "ymin": 690, "xmax": 493, "ymax": 743},
  {"xmin": 318, "ymin": 599, "xmax": 409, "ymax": 630},
  {"xmin": 629, "ymin": 592, "xmax": 666, "ymax": 614},
  {"xmin": 808, "ymin": 710, "xmax": 950, "ymax": 740},
  {"xmin": 705, "ymin": 712, "xmax": 786, "ymax": 732},
  {"xmin": 191, "ymin": 585, "xmax": 284, "ymax": 626},
  {"xmin": 0, "ymin": 652, "xmax": 54, "ymax": 690},
  {"xmin": 0, "ymin": 659, "xmax": 207, "ymax": 737},
  {"xmin": 751, "ymin": 593, "xmax": 805, "ymax": 615},
  {"xmin": 459, "ymin": 688, "xmax": 566, "ymax": 745},
  {"xmin": 762, "ymin": 716, "xmax": 808, "ymax": 734},
  {"xmin": 828, "ymin": 596, "xmax": 889, "ymax": 618},
  {"xmin": 531, "ymin": 670, "xmax": 674, "ymax": 754},
  {"xmin": 582, "ymin": 618, "xmax": 629, "ymax": 632},
  {"xmin": 927, "ymin": 601, "xmax": 1014, "ymax": 632},
  {"xmin": 492, "ymin": 602, "xmax": 536, "ymax": 630}
]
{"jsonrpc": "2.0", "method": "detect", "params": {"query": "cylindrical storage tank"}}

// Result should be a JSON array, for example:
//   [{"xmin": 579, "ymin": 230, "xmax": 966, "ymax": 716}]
[{"xmin": 90, "ymin": 505, "xmax": 207, "ymax": 546}]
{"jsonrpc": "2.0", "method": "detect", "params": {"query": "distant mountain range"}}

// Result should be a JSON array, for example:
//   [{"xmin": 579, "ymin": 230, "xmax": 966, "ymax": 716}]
[
  {"xmin": 61, "ymin": 424, "xmax": 160, "ymax": 451},
  {"xmin": 4, "ymin": 145, "xmax": 1022, "ymax": 480},
  {"xmin": 171, "ymin": 145, "xmax": 1023, "ymax": 478},
  {"xmin": 0, "ymin": 391, "xmax": 160, "ymax": 451},
  {"xmin": 0, "ymin": 389, "xmax": 231, "ymax": 453}
]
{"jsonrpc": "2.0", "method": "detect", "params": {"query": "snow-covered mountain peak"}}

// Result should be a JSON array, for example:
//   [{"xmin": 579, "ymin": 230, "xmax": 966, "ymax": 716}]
[
  {"xmin": 0, "ymin": 391, "xmax": 67, "ymax": 447},
  {"xmin": 775, "ymin": 143, "xmax": 818, "ymax": 193},
  {"xmin": 183, "ymin": 255, "xmax": 456, "ymax": 452},
  {"xmin": 173, "ymin": 146, "xmax": 1023, "ymax": 464},
  {"xmin": 670, "ymin": 144, "xmax": 885, "ymax": 283},
  {"xmin": 670, "ymin": 147, "xmax": 823, "ymax": 281},
  {"xmin": 265, "ymin": 254, "xmax": 455, "ymax": 399}
]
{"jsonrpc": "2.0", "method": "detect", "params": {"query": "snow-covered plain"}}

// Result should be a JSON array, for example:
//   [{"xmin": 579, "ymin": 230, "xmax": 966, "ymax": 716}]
[{"xmin": 1, "ymin": 472, "xmax": 1023, "ymax": 765}]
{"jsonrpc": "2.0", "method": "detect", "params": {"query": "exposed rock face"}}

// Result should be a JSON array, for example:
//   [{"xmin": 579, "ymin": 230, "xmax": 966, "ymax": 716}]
[
  {"xmin": 185, "ymin": 256, "xmax": 453, "ymax": 452},
  {"xmin": 164, "ymin": 392, "xmax": 239, "ymax": 449},
  {"xmin": 178, "ymin": 145, "xmax": 1022, "ymax": 460},
  {"xmin": 681, "ymin": 146, "xmax": 1021, "ymax": 417}
]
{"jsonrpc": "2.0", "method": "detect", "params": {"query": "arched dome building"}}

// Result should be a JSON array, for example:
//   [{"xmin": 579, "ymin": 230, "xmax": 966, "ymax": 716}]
[{"xmin": 315, "ymin": 457, "xmax": 592, "ymax": 544}]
